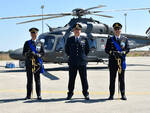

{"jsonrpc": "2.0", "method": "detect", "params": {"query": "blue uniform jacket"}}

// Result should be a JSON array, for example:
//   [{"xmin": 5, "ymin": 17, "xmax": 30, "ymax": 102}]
[
  {"xmin": 65, "ymin": 36, "xmax": 89, "ymax": 66},
  {"xmin": 105, "ymin": 35, "xmax": 130, "ymax": 68},
  {"xmin": 23, "ymin": 40, "xmax": 44, "ymax": 69}
]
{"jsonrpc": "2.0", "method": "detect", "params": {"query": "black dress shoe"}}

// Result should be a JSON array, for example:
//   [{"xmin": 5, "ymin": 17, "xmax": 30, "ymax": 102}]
[
  {"xmin": 37, "ymin": 96, "xmax": 42, "ymax": 100},
  {"xmin": 84, "ymin": 95, "xmax": 90, "ymax": 100},
  {"xmin": 66, "ymin": 94, "xmax": 73, "ymax": 100},
  {"xmin": 121, "ymin": 95, "xmax": 127, "ymax": 100},
  {"xmin": 108, "ymin": 96, "xmax": 114, "ymax": 100},
  {"xmin": 25, "ymin": 96, "xmax": 31, "ymax": 100}
]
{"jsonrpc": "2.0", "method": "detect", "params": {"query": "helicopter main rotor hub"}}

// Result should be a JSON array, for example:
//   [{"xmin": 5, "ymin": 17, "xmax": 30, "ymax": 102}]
[{"xmin": 72, "ymin": 8, "xmax": 89, "ymax": 17}]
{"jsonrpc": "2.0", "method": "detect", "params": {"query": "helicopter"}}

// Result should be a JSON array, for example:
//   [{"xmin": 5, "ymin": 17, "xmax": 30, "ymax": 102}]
[{"xmin": 1, "ymin": 5, "xmax": 150, "ymax": 68}]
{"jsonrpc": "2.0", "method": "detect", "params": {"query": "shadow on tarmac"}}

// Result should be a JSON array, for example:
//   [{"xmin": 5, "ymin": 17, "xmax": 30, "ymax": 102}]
[
  {"xmin": 0, "ymin": 97, "xmax": 123, "ymax": 104},
  {"xmin": 65, "ymin": 98, "xmax": 108, "ymax": 103},
  {"xmin": 0, "ymin": 98, "xmax": 25, "ymax": 103},
  {"xmin": 0, "ymin": 98, "xmax": 66, "ymax": 103},
  {"xmin": 24, "ymin": 98, "xmax": 109, "ymax": 103},
  {"xmin": 23, "ymin": 98, "xmax": 66, "ymax": 103}
]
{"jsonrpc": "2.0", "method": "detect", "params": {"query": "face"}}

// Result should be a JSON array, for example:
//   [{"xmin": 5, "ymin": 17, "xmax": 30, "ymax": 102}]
[
  {"xmin": 114, "ymin": 27, "xmax": 121, "ymax": 36},
  {"xmin": 30, "ymin": 32, "xmax": 38, "ymax": 40},
  {"xmin": 73, "ymin": 28, "xmax": 81, "ymax": 37}
]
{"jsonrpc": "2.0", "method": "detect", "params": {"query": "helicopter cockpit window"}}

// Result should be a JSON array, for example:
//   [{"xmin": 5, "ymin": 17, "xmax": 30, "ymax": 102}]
[
  {"xmin": 88, "ymin": 38, "xmax": 96, "ymax": 51},
  {"xmin": 56, "ymin": 38, "xmax": 65, "ymax": 52},
  {"xmin": 100, "ymin": 29, "xmax": 103, "ymax": 33},
  {"xmin": 39, "ymin": 36, "xmax": 55, "ymax": 50}
]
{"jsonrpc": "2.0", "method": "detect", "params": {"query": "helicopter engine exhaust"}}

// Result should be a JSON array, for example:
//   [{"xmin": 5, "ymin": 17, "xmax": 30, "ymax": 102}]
[{"xmin": 146, "ymin": 27, "xmax": 150, "ymax": 38}]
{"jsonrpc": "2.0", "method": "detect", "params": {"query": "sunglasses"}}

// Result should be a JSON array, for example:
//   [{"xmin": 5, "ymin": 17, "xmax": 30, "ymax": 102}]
[{"xmin": 114, "ymin": 28, "xmax": 121, "ymax": 31}]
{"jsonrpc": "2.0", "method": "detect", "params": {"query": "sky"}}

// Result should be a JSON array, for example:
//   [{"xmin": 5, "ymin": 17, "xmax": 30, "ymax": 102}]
[{"xmin": 0, "ymin": 0, "xmax": 150, "ymax": 51}]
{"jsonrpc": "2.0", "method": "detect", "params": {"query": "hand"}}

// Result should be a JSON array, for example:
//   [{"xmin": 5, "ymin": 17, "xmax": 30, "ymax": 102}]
[
  {"xmin": 36, "ymin": 53, "xmax": 41, "ymax": 57},
  {"xmin": 31, "ymin": 51, "xmax": 36, "ymax": 55},
  {"xmin": 116, "ymin": 51, "xmax": 126, "ymax": 57},
  {"xmin": 112, "ymin": 51, "xmax": 121, "ymax": 57},
  {"xmin": 109, "ymin": 51, "xmax": 114, "ymax": 55},
  {"xmin": 25, "ymin": 50, "xmax": 32, "ymax": 57},
  {"xmin": 119, "ymin": 51, "xmax": 126, "ymax": 56}
]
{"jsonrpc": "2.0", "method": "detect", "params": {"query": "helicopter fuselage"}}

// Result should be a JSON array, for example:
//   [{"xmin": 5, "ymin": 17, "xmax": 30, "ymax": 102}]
[{"xmin": 9, "ymin": 17, "xmax": 150, "ymax": 67}]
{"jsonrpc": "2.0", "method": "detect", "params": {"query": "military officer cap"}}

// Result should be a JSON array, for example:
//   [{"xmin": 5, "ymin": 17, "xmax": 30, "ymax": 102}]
[
  {"xmin": 29, "ymin": 27, "xmax": 39, "ymax": 33},
  {"xmin": 73, "ymin": 23, "xmax": 82, "ymax": 30},
  {"xmin": 113, "ymin": 22, "xmax": 122, "ymax": 29}
]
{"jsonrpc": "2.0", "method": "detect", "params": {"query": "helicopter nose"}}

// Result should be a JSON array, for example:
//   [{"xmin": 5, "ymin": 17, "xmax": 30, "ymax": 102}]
[
  {"xmin": 9, "ymin": 50, "xmax": 18, "ymax": 60},
  {"xmin": 9, "ymin": 48, "xmax": 23, "ymax": 60}
]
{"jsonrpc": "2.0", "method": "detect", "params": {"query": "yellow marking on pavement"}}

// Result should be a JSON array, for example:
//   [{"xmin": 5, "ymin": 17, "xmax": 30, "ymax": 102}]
[{"xmin": 0, "ymin": 89, "xmax": 150, "ymax": 95}]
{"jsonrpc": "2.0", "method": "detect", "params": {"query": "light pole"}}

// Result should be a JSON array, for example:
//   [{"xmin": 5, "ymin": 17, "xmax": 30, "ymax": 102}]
[
  {"xmin": 124, "ymin": 13, "xmax": 127, "ymax": 33},
  {"xmin": 41, "ymin": 5, "xmax": 44, "ymax": 33}
]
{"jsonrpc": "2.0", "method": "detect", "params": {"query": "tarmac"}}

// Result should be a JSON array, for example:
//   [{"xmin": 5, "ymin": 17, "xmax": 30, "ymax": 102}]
[{"xmin": 0, "ymin": 57, "xmax": 150, "ymax": 113}]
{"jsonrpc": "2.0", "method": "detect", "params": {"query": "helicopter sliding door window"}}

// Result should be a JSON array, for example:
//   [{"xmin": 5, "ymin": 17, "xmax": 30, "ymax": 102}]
[
  {"xmin": 88, "ymin": 39, "xmax": 97, "ymax": 51},
  {"xmin": 96, "ymin": 38, "xmax": 106, "ymax": 51},
  {"xmin": 56, "ymin": 37, "xmax": 65, "ymax": 52},
  {"xmin": 43, "ymin": 36, "xmax": 55, "ymax": 50}
]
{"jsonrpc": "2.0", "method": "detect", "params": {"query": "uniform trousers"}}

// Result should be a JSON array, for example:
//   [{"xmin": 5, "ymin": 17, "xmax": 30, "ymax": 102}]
[
  {"xmin": 26, "ymin": 68, "xmax": 41, "ymax": 97},
  {"xmin": 68, "ymin": 65, "xmax": 89, "ymax": 96},
  {"xmin": 109, "ymin": 65, "xmax": 125, "ymax": 96}
]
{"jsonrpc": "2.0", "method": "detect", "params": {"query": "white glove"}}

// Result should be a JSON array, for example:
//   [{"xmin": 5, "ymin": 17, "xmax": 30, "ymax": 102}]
[{"xmin": 37, "ymin": 53, "xmax": 41, "ymax": 57}]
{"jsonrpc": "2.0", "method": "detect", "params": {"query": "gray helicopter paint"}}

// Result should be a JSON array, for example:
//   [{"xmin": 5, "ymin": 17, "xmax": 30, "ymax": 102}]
[
  {"xmin": 37, "ymin": 32, "xmax": 109, "ymax": 63},
  {"xmin": 9, "ymin": 31, "xmax": 150, "ymax": 63},
  {"xmin": 9, "ymin": 48, "xmax": 24, "ymax": 60},
  {"xmin": 128, "ymin": 38, "xmax": 150, "ymax": 49}
]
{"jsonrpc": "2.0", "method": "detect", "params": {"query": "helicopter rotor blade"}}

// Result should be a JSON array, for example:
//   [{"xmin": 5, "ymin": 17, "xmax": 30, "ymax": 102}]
[
  {"xmin": 16, "ymin": 15, "xmax": 68, "ymax": 24},
  {"xmin": 0, "ymin": 13, "xmax": 72, "ymax": 20},
  {"xmin": 92, "ymin": 7, "xmax": 150, "ymax": 13},
  {"xmin": 91, "ymin": 14, "xmax": 113, "ymax": 18},
  {"xmin": 85, "ymin": 5, "xmax": 106, "ymax": 11}
]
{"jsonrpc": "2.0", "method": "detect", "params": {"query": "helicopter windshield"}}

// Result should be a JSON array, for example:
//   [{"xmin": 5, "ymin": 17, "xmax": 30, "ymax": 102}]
[{"xmin": 39, "ymin": 35, "xmax": 55, "ymax": 50}]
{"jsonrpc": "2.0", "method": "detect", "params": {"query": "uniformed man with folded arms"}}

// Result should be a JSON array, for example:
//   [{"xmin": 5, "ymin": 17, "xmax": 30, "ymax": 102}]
[{"xmin": 105, "ymin": 22, "xmax": 130, "ymax": 100}]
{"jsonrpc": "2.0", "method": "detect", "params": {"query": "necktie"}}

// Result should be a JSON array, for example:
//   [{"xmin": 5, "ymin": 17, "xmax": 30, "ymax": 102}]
[
  {"xmin": 116, "ymin": 36, "xmax": 118, "ymax": 40},
  {"xmin": 76, "ymin": 37, "xmax": 79, "ymax": 43},
  {"xmin": 31, "ymin": 40, "xmax": 36, "ymax": 47}
]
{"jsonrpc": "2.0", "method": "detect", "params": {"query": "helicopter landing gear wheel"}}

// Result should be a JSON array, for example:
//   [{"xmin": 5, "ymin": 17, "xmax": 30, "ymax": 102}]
[{"xmin": 19, "ymin": 60, "xmax": 25, "ymax": 68}]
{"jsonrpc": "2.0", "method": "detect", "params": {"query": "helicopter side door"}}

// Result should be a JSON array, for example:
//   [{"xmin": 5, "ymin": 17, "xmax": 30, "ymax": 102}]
[
  {"xmin": 96, "ymin": 38, "xmax": 106, "ymax": 51},
  {"xmin": 95, "ymin": 34, "xmax": 108, "ymax": 58}
]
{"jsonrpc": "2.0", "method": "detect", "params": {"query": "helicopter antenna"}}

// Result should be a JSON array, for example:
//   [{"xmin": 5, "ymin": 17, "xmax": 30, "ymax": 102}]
[{"xmin": 46, "ymin": 23, "xmax": 53, "ymax": 32}]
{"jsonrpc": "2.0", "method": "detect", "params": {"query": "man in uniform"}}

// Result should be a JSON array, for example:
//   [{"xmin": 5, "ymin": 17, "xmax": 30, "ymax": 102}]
[
  {"xmin": 23, "ymin": 28, "xmax": 44, "ymax": 100},
  {"xmin": 105, "ymin": 22, "xmax": 130, "ymax": 100},
  {"xmin": 65, "ymin": 23, "xmax": 90, "ymax": 100}
]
